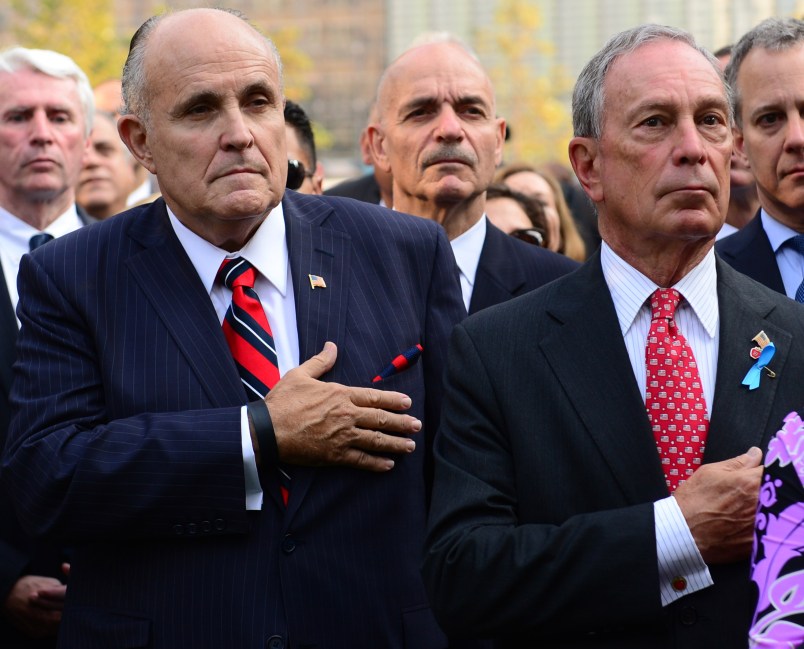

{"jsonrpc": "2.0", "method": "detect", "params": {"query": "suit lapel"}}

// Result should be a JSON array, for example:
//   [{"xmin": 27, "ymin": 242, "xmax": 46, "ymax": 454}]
[
  {"xmin": 718, "ymin": 212, "xmax": 785, "ymax": 294},
  {"xmin": 283, "ymin": 192, "xmax": 352, "ymax": 519},
  {"xmin": 125, "ymin": 200, "xmax": 245, "ymax": 409},
  {"xmin": 469, "ymin": 221, "xmax": 526, "ymax": 314},
  {"xmin": 539, "ymin": 255, "xmax": 668, "ymax": 502},
  {"xmin": 707, "ymin": 259, "xmax": 792, "ymax": 460}
]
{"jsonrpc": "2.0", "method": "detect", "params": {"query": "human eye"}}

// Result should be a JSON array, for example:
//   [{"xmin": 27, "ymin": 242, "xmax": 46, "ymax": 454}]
[
  {"xmin": 5, "ymin": 111, "xmax": 28, "ymax": 124},
  {"xmin": 641, "ymin": 116, "xmax": 664, "ymax": 128},
  {"xmin": 757, "ymin": 112, "xmax": 781, "ymax": 128},
  {"xmin": 461, "ymin": 104, "xmax": 486, "ymax": 118}
]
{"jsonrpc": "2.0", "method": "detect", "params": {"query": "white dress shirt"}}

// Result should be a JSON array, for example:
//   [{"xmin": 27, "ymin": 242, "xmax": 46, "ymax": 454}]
[
  {"xmin": 450, "ymin": 215, "xmax": 487, "ymax": 311},
  {"xmin": 601, "ymin": 241, "xmax": 718, "ymax": 605},
  {"xmin": 761, "ymin": 209, "xmax": 804, "ymax": 299},
  {"xmin": 0, "ymin": 205, "xmax": 84, "ymax": 323},
  {"xmin": 168, "ymin": 205, "xmax": 300, "ymax": 510}
]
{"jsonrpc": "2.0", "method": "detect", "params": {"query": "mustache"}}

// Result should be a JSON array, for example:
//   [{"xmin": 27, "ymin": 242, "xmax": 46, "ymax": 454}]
[{"xmin": 421, "ymin": 145, "xmax": 477, "ymax": 168}]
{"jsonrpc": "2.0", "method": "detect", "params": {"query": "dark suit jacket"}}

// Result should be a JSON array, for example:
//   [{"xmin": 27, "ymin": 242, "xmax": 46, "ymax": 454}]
[
  {"xmin": 3, "ymin": 192, "xmax": 465, "ymax": 649},
  {"xmin": 324, "ymin": 173, "xmax": 382, "ymax": 204},
  {"xmin": 423, "ymin": 252, "xmax": 804, "ymax": 648},
  {"xmin": 469, "ymin": 221, "xmax": 579, "ymax": 314},
  {"xmin": 0, "ymin": 207, "xmax": 93, "ymax": 649},
  {"xmin": 716, "ymin": 211, "xmax": 785, "ymax": 295}
]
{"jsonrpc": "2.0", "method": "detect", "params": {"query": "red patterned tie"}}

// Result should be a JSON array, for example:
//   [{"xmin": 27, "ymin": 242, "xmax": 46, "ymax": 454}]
[
  {"xmin": 645, "ymin": 288, "xmax": 708, "ymax": 491},
  {"xmin": 218, "ymin": 257, "xmax": 290, "ymax": 504}
]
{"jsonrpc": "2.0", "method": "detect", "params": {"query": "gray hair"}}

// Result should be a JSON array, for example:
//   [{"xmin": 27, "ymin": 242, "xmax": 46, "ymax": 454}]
[
  {"xmin": 725, "ymin": 17, "xmax": 804, "ymax": 128},
  {"xmin": 572, "ymin": 24, "xmax": 729, "ymax": 138},
  {"xmin": 0, "ymin": 47, "xmax": 94, "ymax": 137},
  {"xmin": 121, "ymin": 7, "xmax": 284, "ymax": 124}
]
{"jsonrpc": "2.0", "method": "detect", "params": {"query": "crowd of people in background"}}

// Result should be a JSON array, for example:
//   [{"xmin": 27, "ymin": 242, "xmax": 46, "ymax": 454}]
[{"xmin": 1, "ymin": 7, "xmax": 804, "ymax": 649}]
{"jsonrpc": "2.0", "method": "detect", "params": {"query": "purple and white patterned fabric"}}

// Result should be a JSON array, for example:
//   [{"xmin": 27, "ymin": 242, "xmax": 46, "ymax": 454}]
[{"xmin": 750, "ymin": 411, "xmax": 804, "ymax": 648}]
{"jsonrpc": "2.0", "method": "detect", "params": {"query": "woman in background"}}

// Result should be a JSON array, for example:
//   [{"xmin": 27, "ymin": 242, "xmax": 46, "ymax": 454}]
[{"xmin": 495, "ymin": 162, "xmax": 586, "ymax": 262}]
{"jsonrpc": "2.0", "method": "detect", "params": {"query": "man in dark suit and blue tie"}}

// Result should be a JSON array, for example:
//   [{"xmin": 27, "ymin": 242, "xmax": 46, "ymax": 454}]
[
  {"xmin": 716, "ymin": 18, "xmax": 804, "ymax": 300},
  {"xmin": 423, "ymin": 24, "xmax": 804, "ymax": 648},
  {"xmin": 368, "ymin": 37, "xmax": 578, "ymax": 315},
  {"xmin": 2, "ymin": 8, "xmax": 465, "ymax": 649},
  {"xmin": 0, "ymin": 46, "xmax": 95, "ymax": 648}
]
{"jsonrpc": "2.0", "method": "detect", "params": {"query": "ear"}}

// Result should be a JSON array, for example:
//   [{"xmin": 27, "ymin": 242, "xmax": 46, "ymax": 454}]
[
  {"xmin": 312, "ymin": 161, "xmax": 325, "ymax": 195},
  {"xmin": 568, "ymin": 136, "xmax": 603, "ymax": 203},
  {"xmin": 118, "ymin": 115, "xmax": 156, "ymax": 174},
  {"xmin": 493, "ymin": 117, "xmax": 506, "ymax": 167},
  {"xmin": 367, "ymin": 123, "xmax": 392, "ymax": 174},
  {"xmin": 733, "ymin": 125, "xmax": 748, "ymax": 165}
]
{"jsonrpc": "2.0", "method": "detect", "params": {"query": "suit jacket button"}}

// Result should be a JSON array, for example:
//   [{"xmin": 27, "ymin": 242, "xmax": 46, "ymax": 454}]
[
  {"xmin": 266, "ymin": 635, "xmax": 284, "ymax": 649},
  {"xmin": 679, "ymin": 606, "xmax": 698, "ymax": 626},
  {"xmin": 214, "ymin": 518, "xmax": 226, "ymax": 531},
  {"xmin": 173, "ymin": 524, "xmax": 184, "ymax": 535},
  {"xmin": 187, "ymin": 523, "xmax": 197, "ymax": 535},
  {"xmin": 281, "ymin": 535, "xmax": 296, "ymax": 554},
  {"xmin": 201, "ymin": 520, "xmax": 212, "ymax": 533}
]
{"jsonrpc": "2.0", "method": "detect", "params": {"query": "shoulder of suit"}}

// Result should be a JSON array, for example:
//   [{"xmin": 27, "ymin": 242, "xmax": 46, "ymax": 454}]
[{"xmin": 715, "ymin": 212, "xmax": 765, "ymax": 257}]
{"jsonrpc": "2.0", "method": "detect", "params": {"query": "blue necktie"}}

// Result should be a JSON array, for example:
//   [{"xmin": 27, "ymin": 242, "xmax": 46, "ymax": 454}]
[
  {"xmin": 787, "ymin": 235, "xmax": 804, "ymax": 303},
  {"xmin": 29, "ymin": 233, "xmax": 54, "ymax": 251}
]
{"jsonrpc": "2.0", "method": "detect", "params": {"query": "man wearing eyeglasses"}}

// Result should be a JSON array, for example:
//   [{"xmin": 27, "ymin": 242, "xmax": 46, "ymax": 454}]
[
  {"xmin": 4, "ymin": 8, "xmax": 465, "ymax": 648},
  {"xmin": 284, "ymin": 99, "xmax": 324, "ymax": 195},
  {"xmin": 368, "ymin": 35, "xmax": 578, "ymax": 314}
]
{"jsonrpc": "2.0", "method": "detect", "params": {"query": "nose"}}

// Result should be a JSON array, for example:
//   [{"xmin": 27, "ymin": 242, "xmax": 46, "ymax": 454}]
[
  {"xmin": 784, "ymin": 114, "xmax": 804, "ymax": 153},
  {"xmin": 219, "ymin": 107, "xmax": 254, "ymax": 150},
  {"xmin": 434, "ymin": 105, "xmax": 464, "ymax": 142},
  {"xmin": 29, "ymin": 109, "xmax": 55, "ymax": 146},
  {"xmin": 672, "ymin": 119, "xmax": 706, "ymax": 166}
]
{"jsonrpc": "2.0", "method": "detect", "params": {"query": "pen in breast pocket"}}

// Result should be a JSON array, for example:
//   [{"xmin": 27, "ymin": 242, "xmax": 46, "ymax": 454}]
[{"xmin": 372, "ymin": 344, "xmax": 423, "ymax": 383}]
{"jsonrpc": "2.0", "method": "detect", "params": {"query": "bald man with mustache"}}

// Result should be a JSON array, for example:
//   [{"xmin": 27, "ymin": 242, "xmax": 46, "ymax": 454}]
[{"xmin": 368, "ymin": 37, "xmax": 577, "ymax": 314}]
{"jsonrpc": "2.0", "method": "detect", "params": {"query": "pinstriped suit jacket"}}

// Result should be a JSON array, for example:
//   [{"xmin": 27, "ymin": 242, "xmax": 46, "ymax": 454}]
[
  {"xmin": 0, "ymin": 206, "xmax": 94, "ymax": 649},
  {"xmin": 3, "ymin": 192, "xmax": 465, "ymax": 649}
]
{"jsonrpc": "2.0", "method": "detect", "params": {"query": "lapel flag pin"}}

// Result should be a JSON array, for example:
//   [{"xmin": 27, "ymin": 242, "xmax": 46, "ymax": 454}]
[{"xmin": 309, "ymin": 274, "xmax": 327, "ymax": 290}]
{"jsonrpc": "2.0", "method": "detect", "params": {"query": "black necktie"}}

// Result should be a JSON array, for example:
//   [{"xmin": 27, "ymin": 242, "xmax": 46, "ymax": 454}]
[{"xmin": 29, "ymin": 233, "xmax": 54, "ymax": 251}]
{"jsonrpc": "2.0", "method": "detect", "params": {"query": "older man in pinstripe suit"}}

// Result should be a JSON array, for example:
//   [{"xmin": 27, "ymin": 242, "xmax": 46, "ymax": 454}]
[{"xmin": 2, "ymin": 8, "xmax": 465, "ymax": 649}]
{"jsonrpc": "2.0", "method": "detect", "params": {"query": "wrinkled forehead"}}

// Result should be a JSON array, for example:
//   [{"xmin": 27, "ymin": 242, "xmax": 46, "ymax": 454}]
[
  {"xmin": 381, "ymin": 43, "xmax": 495, "ymax": 112},
  {"xmin": 0, "ymin": 68, "xmax": 83, "ymax": 113},
  {"xmin": 145, "ymin": 12, "xmax": 279, "ymax": 87},
  {"xmin": 602, "ymin": 41, "xmax": 727, "ymax": 118}
]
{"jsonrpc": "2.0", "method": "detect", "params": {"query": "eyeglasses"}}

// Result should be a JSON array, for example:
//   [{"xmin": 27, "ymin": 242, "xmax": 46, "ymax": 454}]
[
  {"xmin": 286, "ymin": 159, "xmax": 314, "ymax": 190},
  {"xmin": 510, "ymin": 228, "xmax": 545, "ymax": 247}
]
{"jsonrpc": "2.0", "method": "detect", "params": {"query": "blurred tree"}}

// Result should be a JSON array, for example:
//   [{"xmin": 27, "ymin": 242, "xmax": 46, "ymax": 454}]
[
  {"xmin": 477, "ymin": 0, "xmax": 574, "ymax": 166},
  {"xmin": 6, "ymin": 1, "xmax": 329, "ymax": 149},
  {"xmin": 9, "ymin": 0, "xmax": 128, "ymax": 84}
]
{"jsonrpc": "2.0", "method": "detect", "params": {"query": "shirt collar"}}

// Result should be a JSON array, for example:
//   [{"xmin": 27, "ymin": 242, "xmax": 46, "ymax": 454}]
[
  {"xmin": 601, "ymin": 241, "xmax": 719, "ymax": 339},
  {"xmin": 0, "ymin": 203, "xmax": 82, "ymax": 247},
  {"xmin": 761, "ymin": 208, "xmax": 801, "ymax": 253},
  {"xmin": 167, "ymin": 203, "xmax": 288, "ymax": 297},
  {"xmin": 450, "ymin": 214, "xmax": 487, "ymax": 288}
]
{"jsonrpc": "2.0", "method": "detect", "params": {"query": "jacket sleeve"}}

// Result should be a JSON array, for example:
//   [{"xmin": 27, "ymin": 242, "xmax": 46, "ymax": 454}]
[
  {"xmin": 422, "ymin": 321, "xmax": 661, "ymax": 638},
  {"xmin": 2, "ymin": 252, "xmax": 250, "ymax": 543}
]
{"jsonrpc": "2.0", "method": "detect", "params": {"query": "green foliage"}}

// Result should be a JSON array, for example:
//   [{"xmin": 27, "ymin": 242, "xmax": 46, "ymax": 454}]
[
  {"xmin": 477, "ymin": 0, "xmax": 574, "ymax": 165},
  {"xmin": 9, "ymin": 0, "xmax": 128, "ymax": 84}
]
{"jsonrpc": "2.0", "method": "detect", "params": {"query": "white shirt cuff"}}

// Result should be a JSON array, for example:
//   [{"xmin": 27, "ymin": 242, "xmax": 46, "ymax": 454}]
[
  {"xmin": 241, "ymin": 406, "xmax": 263, "ymax": 510},
  {"xmin": 654, "ymin": 495, "xmax": 713, "ymax": 605}
]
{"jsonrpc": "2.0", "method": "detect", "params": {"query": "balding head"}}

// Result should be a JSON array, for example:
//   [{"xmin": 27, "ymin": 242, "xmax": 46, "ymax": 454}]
[
  {"xmin": 369, "ymin": 40, "xmax": 505, "ymax": 237},
  {"xmin": 121, "ymin": 8, "xmax": 282, "ymax": 125}
]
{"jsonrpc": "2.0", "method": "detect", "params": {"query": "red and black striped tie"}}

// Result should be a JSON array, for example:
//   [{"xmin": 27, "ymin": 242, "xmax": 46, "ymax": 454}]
[
  {"xmin": 218, "ymin": 257, "xmax": 280, "ymax": 397},
  {"xmin": 218, "ymin": 257, "xmax": 290, "ymax": 503}
]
